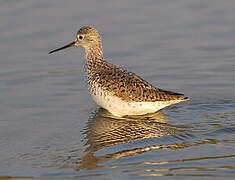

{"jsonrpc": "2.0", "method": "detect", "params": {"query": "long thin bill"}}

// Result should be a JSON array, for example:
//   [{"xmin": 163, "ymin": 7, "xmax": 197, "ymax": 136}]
[{"xmin": 49, "ymin": 41, "xmax": 76, "ymax": 54}]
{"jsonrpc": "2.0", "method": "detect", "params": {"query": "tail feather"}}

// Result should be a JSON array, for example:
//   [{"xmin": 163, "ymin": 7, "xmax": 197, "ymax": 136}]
[{"xmin": 159, "ymin": 89, "xmax": 189, "ymax": 101}]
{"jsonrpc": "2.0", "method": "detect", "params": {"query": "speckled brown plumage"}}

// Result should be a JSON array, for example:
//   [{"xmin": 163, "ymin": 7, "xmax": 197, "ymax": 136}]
[
  {"xmin": 49, "ymin": 26, "xmax": 188, "ymax": 116},
  {"xmin": 86, "ymin": 58, "xmax": 187, "ymax": 102}
]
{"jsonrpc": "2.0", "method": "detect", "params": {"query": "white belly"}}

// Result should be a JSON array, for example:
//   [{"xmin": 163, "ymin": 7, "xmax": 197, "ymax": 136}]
[{"xmin": 90, "ymin": 85, "xmax": 182, "ymax": 117}]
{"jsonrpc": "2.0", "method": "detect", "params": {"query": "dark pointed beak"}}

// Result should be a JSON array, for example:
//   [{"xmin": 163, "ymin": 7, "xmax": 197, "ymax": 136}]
[{"xmin": 49, "ymin": 41, "xmax": 76, "ymax": 54}]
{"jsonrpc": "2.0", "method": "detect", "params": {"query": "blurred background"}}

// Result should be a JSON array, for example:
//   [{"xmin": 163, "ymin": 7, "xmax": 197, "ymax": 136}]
[{"xmin": 0, "ymin": 0, "xmax": 235, "ymax": 179}]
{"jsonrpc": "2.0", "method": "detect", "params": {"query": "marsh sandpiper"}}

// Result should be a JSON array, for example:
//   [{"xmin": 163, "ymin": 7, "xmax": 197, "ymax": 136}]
[{"xmin": 49, "ymin": 26, "xmax": 188, "ymax": 117}]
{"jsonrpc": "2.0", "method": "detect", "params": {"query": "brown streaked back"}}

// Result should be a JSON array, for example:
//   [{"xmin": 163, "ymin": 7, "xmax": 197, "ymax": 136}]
[{"xmin": 86, "ymin": 59, "xmax": 188, "ymax": 102}]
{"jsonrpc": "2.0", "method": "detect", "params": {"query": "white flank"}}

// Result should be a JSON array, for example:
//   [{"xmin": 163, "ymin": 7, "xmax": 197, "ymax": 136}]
[{"xmin": 90, "ymin": 83, "xmax": 185, "ymax": 117}]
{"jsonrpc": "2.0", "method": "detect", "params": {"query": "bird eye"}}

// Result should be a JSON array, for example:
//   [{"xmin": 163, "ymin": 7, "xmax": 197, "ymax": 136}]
[{"xmin": 78, "ymin": 35, "xmax": 84, "ymax": 40}]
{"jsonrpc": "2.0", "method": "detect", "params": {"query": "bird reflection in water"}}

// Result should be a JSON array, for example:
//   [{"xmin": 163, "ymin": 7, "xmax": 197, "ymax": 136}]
[{"xmin": 75, "ymin": 108, "xmax": 188, "ymax": 171}]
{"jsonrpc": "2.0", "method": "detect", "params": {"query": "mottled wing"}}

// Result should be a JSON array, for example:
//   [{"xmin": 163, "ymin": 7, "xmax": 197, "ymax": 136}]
[{"xmin": 88, "ymin": 60, "xmax": 188, "ymax": 102}]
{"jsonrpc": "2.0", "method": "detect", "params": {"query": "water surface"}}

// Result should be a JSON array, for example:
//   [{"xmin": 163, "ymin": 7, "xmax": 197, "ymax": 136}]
[{"xmin": 0, "ymin": 0, "xmax": 235, "ymax": 179}]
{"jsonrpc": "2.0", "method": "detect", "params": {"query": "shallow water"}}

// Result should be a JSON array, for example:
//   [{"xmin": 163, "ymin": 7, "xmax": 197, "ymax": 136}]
[{"xmin": 0, "ymin": 0, "xmax": 235, "ymax": 179}]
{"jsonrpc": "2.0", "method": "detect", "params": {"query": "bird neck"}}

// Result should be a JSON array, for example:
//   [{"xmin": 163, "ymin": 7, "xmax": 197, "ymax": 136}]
[{"xmin": 85, "ymin": 44, "xmax": 103, "ymax": 62}]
